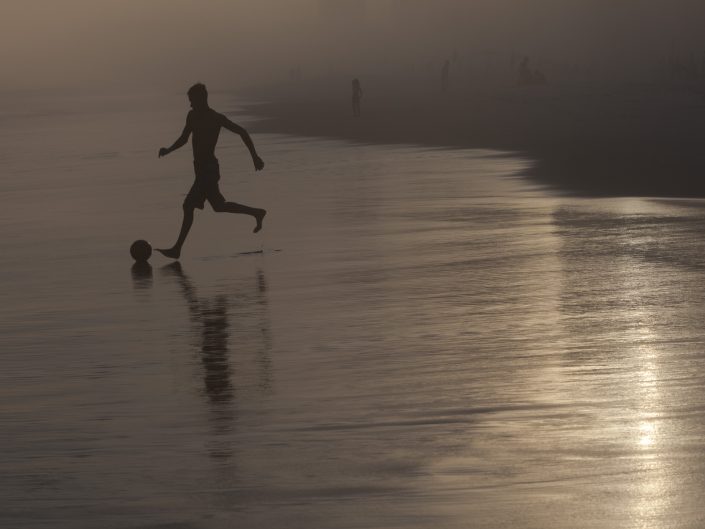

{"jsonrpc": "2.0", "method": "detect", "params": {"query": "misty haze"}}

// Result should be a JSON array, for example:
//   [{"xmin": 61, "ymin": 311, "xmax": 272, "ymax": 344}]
[
  {"xmin": 3, "ymin": 1, "xmax": 705, "ymax": 528},
  {"xmin": 5, "ymin": 1, "xmax": 705, "ymax": 88}
]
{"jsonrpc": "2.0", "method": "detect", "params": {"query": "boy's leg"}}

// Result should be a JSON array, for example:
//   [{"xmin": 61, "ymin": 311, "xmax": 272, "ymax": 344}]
[
  {"xmin": 157, "ymin": 204, "xmax": 195, "ymax": 259},
  {"xmin": 212, "ymin": 200, "xmax": 267, "ymax": 233}
]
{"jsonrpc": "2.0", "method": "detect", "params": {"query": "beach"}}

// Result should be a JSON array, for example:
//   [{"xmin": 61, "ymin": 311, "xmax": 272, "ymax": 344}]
[
  {"xmin": 4, "ymin": 91, "xmax": 705, "ymax": 528},
  {"xmin": 245, "ymin": 75, "xmax": 705, "ymax": 197}
]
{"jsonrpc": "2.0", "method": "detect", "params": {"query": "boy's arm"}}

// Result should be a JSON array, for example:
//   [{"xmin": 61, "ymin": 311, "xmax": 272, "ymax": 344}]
[
  {"xmin": 159, "ymin": 115, "xmax": 192, "ymax": 157},
  {"xmin": 220, "ymin": 114, "xmax": 264, "ymax": 171}
]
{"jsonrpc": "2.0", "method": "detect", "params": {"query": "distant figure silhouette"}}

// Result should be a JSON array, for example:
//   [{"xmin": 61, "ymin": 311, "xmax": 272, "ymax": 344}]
[
  {"xmin": 289, "ymin": 66, "xmax": 302, "ymax": 81},
  {"xmin": 518, "ymin": 56, "xmax": 533, "ymax": 84},
  {"xmin": 532, "ymin": 68, "xmax": 546, "ymax": 84},
  {"xmin": 352, "ymin": 78, "xmax": 363, "ymax": 117},
  {"xmin": 156, "ymin": 83, "xmax": 266, "ymax": 259},
  {"xmin": 441, "ymin": 60, "xmax": 450, "ymax": 91},
  {"xmin": 518, "ymin": 56, "xmax": 546, "ymax": 85}
]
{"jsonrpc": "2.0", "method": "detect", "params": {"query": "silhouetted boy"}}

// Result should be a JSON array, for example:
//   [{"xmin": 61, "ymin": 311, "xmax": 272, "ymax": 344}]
[{"xmin": 156, "ymin": 83, "xmax": 266, "ymax": 259}]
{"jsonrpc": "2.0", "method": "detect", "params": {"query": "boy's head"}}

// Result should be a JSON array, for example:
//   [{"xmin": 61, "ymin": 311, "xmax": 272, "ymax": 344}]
[{"xmin": 188, "ymin": 83, "xmax": 208, "ymax": 110}]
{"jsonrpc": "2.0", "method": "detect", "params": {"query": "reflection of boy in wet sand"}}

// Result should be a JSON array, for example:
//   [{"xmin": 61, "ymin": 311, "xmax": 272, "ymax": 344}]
[
  {"xmin": 157, "ymin": 83, "xmax": 266, "ymax": 260},
  {"xmin": 160, "ymin": 261, "xmax": 273, "ymax": 408},
  {"xmin": 163, "ymin": 262, "xmax": 233, "ymax": 403}
]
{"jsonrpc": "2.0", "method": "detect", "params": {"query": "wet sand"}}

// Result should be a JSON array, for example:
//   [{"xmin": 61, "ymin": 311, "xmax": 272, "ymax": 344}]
[
  {"xmin": 5, "ymin": 92, "xmax": 705, "ymax": 528},
  {"xmin": 244, "ymin": 77, "xmax": 705, "ymax": 197}
]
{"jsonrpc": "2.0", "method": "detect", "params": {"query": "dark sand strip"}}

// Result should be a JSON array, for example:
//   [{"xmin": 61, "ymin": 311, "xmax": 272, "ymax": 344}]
[{"xmin": 243, "ymin": 80, "xmax": 705, "ymax": 197}]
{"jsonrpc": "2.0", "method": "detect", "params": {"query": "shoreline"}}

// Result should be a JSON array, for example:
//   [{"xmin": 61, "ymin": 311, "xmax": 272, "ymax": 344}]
[{"xmin": 241, "ymin": 79, "xmax": 705, "ymax": 198}]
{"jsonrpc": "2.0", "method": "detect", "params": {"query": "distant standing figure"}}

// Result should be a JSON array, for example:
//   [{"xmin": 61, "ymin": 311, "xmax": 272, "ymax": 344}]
[
  {"xmin": 352, "ymin": 78, "xmax": 363, "ymax": 117},
  {"xmin": 441, "ymin": 60, "xmax": 450, "ymax": 91},
  {"xmin": 519, "ymin": 56, "xmax": 532, "ymax": 84},
  {"xmin": 156, "ymin": 83, "xmax": 266, "ymax": 260}
]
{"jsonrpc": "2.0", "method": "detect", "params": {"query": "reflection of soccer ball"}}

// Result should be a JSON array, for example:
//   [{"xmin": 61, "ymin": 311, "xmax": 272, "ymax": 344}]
[{"xmin": 130, "ymin": 240, "xmax": 152, "ymax": 262}]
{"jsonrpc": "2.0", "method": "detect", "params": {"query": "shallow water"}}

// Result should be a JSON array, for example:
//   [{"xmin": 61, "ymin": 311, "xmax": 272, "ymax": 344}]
[{"xmin": 4, "ymin": 93, "xmax": 705, "ymax": 528}]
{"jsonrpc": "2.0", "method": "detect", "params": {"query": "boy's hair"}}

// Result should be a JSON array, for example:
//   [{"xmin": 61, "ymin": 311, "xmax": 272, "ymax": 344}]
[{"xmin": 187, "ymin": 83, "xmax": 208, "ymax": 101}]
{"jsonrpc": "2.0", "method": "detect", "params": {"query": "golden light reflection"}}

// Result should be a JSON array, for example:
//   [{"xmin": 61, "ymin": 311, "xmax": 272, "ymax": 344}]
[
  {"xmin": 635, "ymin": 352, "xmax": 660, "ymax": 451},
  {"xmin": 628, "ymin": 301, "xmax": 668, "ymax": 525},
  {"xmin": 638, "ymin": 422, "xmax": 656, "ymax": 448},
  {"xmin": 556, "ymin": 198, "xmax": 687, "ymax": 527}
]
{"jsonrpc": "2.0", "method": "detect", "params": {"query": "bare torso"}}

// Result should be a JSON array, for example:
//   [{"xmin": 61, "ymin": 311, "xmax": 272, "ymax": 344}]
[{"xmin": 188, "ymin": 108, "xmax": 224, "ymax": 163}]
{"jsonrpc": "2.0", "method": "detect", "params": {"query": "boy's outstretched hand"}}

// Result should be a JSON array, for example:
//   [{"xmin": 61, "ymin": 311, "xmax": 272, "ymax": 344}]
[
  {"xmin": 254, "ymin": 156, "xmax": 265, "ymax": 171},
  {"xmin": 158, "ymin": 147, "xmax": 169, "ymax": 158}
]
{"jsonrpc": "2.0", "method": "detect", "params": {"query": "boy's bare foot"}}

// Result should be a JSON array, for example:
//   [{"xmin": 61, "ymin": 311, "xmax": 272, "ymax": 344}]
[
  {"xmin": 156, "ymin": 247, "xmax": 181, "ymax": 259},
  {"xmin": 254, "ymin": 209, "xmax": 266, "ymax": 233}
]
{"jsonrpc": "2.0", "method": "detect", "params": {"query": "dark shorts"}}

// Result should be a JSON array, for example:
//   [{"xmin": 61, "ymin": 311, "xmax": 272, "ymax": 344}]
[{"xmin": 184, "ymin": 158, "xmax": 226, "ymax": 210}]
